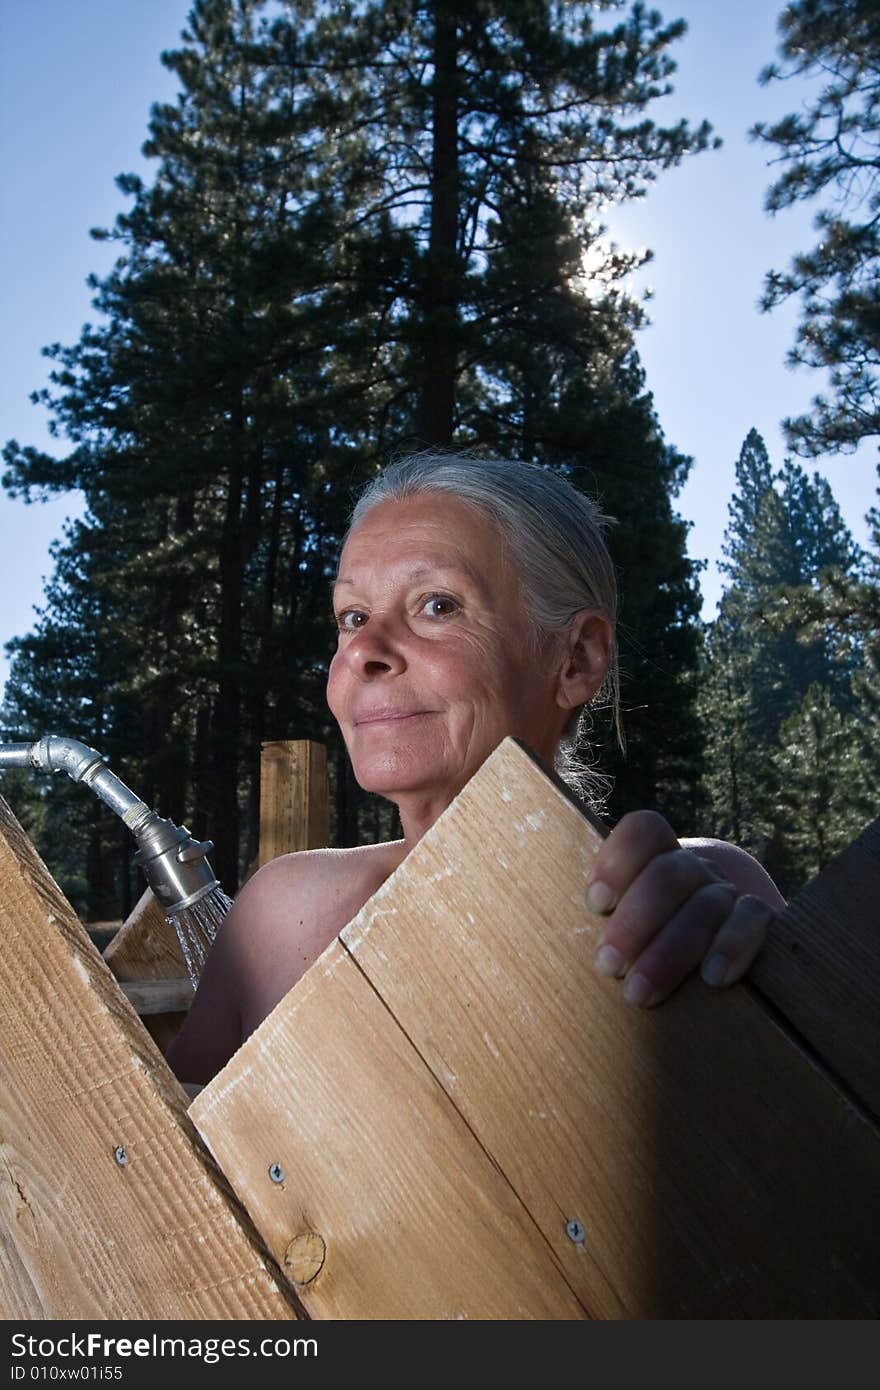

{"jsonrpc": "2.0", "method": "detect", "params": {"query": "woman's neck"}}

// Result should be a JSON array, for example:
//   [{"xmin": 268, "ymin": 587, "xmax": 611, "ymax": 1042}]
[{"xmin": 394, "ymin": 787, "xmax": 461, "ymax": 854}]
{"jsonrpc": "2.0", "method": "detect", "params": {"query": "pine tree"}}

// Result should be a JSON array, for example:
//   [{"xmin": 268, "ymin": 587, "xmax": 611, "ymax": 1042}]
[
  {"xmin": 0, "ymin": 504, "xmax": 148, "ymax": 917},
  {"xmin": 753, "ymin": 0, "xmax": 880, "ymax": 456},
  {"xmin": 771, "ymin": 683, "xmax": 876, "ymax": 890},
  {"xmin": 309, "ymin": 0, "xmax": 717, "ymax": 450},
  {"xmin": 719, "ymin": 428, "xmax": 775, "ymax": 579},
  {"xmin": 313, "ymin": 0, "xmax": 713, "ymax": 822},
  {"xmin": 699, "ymin": 429, "xmax": 861, "ymax": 887},
  {"xmin": 3, "ymin": 1, "xmax": 719, "ymax": 908},
  {"xmin": 760, "ymin": 491, "xmax": 880, "ymax": 885},
  {"xmin": 4, "ymin": 0, "xmax": 368, "ymax": 891}
]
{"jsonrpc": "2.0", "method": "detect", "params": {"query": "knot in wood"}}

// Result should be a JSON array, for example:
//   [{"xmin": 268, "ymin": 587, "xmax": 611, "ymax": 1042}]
[{"xmin": 284, "ymin": 1231, "xmax": 326, "ymax": 1287}]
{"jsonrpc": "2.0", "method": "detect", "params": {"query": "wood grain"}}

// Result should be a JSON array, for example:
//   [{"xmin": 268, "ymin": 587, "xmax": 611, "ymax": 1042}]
[
  {"xmin": 190, "ymin": 940, "xmax": 586, "ymax": 1320},
  {"xmin": 0, "ymin": 1214, "xmax": 44, "ymax": 1319},
  {"xmin": 103, "ymin": 887, "xmax": 189, "ymax": 1051},
  {"xmin": 259, "ymin": 740, "xmax": 329, "ymax": 866},
  {"xmin": 119, "ymin": 977, "xmax": 194, "ymax": 1015},
  {"xmin": 191, "ymin": 738, "xmax": 880, "ymax": 1317},
  {"xmin": 338, "ymin": 738, "xmax": 880, "ymax": 1317},
  {"xmin": 0, "ymin": 794, "xmax": 299, "ymax": 1321},
  {"xmin": 104, "ymin": 885, "xmax": 186, "ymax": 979},
  {"xmin": 750, "ymin": 814, "xmax": 880, "ymax": 1119}
]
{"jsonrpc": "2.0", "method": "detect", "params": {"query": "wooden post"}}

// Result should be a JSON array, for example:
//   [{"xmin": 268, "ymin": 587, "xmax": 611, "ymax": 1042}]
[
  {"xmin": 259, "ymin": 740, "xmax": 329, "ymax": 866},
  {"xmin": 191, "ymin": 738, "xmax": 880, "ymax": 1319}
]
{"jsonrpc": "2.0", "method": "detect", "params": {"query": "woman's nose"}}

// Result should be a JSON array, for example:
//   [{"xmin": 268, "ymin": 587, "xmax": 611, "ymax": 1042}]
[{"xmin": 345, "ymin": 617, "xmax": 407, "ymax": 679}]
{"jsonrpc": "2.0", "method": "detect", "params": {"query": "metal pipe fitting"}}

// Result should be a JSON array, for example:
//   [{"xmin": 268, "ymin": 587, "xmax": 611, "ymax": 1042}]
[{"xmin": 131, "ymin": 814, "xmax": 219, "ymax": 915}]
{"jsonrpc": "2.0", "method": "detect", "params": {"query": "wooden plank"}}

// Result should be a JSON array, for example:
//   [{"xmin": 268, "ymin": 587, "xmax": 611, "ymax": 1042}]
[
  {"xmin": 190, "ymin": 940, "xmax": 586, "ymax": 1320},
  {"xmin": 335, "ymin": 738, "xmax": 879, "ymax": 1317},
  {"xmin": 103, "ymin": 887, "xmax": 189, "ymax": 1052},
  {"xmin": 87, "ymin": 921, "xmax": 121, "ymax": 953},
  {"xmin": 259, "ymin": 740, "xmax": 329, "ymax": 866},
  {"xmin": 119, "ymin": 978, "xmax": 194, "ymax": 1015},
  {"xmin": 0, "ymin": 1216, "xmax": 44, "ymax": 1320},
  {"xmin": 0, "ymin": 794, "xmax": 300, "ymax": 1321},
  {"xmin": 750, "ymin": 815, "xmax": 880, "ymax": 1119},
  {"xmin": 104, "ymin": 885, "xmax": 186, "ymax": 979}
]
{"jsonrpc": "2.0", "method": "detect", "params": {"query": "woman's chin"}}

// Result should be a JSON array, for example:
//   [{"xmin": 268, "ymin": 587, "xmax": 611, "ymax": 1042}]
[{"xmin": 350, "ymin": 751, "xmax": 453, "ymax": 800}]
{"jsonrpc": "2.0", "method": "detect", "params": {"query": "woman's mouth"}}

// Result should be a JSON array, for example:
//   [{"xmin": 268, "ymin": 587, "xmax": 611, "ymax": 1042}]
[{"xmin": 354, "ymin": 709, "xmax": 432, "ymax": 726}]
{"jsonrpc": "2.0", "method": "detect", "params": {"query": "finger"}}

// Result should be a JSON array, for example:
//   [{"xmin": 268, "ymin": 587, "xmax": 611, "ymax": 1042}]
[
  {"xmin": 700, "ymin": 895, "xmax": 777, "ymax": 988},
  {"xmin": 588, "ymin": 810, "xmax": 679, "ymax": 914},
  {"xmin": 616, "ymin": 882, "xmax": 737, "ymax": 1006},
  {"xmin": 593, "ymin": 847, "xmax": 726, "ymax": 976}
]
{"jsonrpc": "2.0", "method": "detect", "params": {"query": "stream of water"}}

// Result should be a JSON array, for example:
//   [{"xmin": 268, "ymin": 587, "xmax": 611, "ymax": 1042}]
[{"xmin": 166, "ymin": 885, "xmax": 233, "ymax": 990}]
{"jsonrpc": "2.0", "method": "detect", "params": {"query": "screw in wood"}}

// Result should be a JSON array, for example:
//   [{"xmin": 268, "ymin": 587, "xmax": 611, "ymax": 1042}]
[
  {"xmin": 268, "ymin": 1162, "xmax": 285, "ymax": 1184},
  {"xmin": 114, "ymin": 1146, "xmax": 128, "ymax": 1166},
  {"xmin": 566, "ymin": 1219, "xmax": 585, "ymax": 1243}
]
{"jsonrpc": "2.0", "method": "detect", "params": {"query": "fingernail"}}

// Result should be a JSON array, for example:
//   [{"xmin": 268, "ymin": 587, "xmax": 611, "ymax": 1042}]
[
  {"xmin": 587, "ymin": 880, "xmax": 615, "ymax": 914},
  {"xmin": 701, "ymin": 953, "xmax": 732, "ymax": 987},
  {"xmin": 623, "ymin": 971, "xmax": 658, "ymax": 1008},
  {"xmin": 594, "ymin": 944, "xmax": 627, "ymax": 978}
]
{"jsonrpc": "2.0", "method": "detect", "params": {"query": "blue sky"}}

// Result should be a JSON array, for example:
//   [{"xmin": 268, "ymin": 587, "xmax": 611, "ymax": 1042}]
[{"xmin": 2, "ymin": 1, "xmax": 877, "ymax": 703}]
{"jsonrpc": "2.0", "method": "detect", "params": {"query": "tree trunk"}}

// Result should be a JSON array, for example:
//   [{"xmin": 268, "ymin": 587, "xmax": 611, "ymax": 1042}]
[
  {"xmin": 210, "ymin": 449, "xmax": 245, "ymax": 893},
  {"xmin": 245, "ymin": 459, "xmax": 286, "ymax": 870},
  {"xmin": 418, "ymin": 2, "xmax": 459, "ymax": 446},
  {"xmin": 192, "ymin": 704, "xmax": 211, "ymax": 845}
]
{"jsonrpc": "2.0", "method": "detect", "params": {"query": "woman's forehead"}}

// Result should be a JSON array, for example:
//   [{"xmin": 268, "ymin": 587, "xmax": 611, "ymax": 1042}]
[
  {"xmin": 338, "ymin": 496, "xmax": 506, "ymax": 574},
  {"xmin": 334, "ymin": 552, "xmax": 491, "ymax": 595}
]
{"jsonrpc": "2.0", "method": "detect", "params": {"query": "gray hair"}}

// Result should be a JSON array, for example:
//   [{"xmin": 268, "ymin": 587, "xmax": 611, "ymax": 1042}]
[{"xmin": 347, "ymin": 450, "xmax": 621, "ymax": 802}]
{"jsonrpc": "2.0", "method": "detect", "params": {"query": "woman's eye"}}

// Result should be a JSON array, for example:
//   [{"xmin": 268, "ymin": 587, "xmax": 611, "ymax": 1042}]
[
  {"xmin": 337, "ymin": 609, "xmax": 368, "ymax": 630},
  {"xmin": 419, "ymin": 594, "xmax": 459, "ymax": 619}
]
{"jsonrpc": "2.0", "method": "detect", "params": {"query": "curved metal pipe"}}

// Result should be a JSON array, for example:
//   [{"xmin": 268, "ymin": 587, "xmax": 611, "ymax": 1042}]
[{"xmin": 0, "ymin": 735, "xmax": 220, "ymax": 915}]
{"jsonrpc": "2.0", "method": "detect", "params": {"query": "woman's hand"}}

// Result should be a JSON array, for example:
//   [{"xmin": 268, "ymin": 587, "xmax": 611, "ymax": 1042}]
[{"xmin": 587, "ymin": 811, "xmax": 785, "ymax": 1007}]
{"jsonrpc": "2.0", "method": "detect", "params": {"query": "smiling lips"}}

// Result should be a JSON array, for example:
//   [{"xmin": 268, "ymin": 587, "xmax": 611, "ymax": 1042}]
[{"xmin": 354, "ymin": 708, "xmax": 433, "ymax": 726}]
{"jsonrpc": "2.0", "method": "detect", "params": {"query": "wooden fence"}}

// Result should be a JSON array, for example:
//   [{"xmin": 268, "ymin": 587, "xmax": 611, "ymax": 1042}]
[{"xmin": 0, "ymin": 737, "xmax": 877, "ymax": 1317}]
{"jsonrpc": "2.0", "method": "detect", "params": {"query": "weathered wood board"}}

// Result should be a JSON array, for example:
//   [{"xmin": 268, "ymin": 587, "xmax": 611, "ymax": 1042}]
[
  {"xmin": 0, "ymin": 1218, "xmax": 43, "ymax": 1320},
  {"xmin": 750, "ymin": 815, "xmax": 880, "ymax": 1120},
  {"xmin": 119, "ymin": 977, "xmax": 197, "ymax": 1015},
  {"xmin": 191, "ymin": 738, "xmax": 880, "ymax": 1319},
  {"xmin": 192, "ymin": 940, "xmax": 584, "ymax": 1319},
  {"xmin": 103, "ymin": 886, "xmax": 191, "ymax": 1051},
  {"xmin": 0, "ymin": 794, "xmax": 300, "ymax": 1321}
]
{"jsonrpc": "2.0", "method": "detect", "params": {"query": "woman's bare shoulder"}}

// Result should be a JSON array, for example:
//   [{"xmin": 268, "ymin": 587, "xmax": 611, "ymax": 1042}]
[
  {"xmin": 241, "ymin": 840, "xmax": 405, "ymax": 921},
  {"xmin": 226, "ymin": 841, "xmax": 406, "ymax": 1005},
  {"xmin": 166, "ymin": 840, "xmax": 405, "ymax": 1085}
]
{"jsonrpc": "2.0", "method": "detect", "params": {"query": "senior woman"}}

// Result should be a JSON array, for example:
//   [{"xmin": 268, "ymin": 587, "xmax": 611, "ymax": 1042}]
[{"xmin": 167, "ymin": 452, "xmax": 784, "ymax": 1085}]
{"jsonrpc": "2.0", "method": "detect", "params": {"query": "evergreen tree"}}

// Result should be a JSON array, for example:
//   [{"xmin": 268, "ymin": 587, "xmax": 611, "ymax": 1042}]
[
  {"xmin": 3, "ymin": 0, "xmax": 718, "ymax": 909},
  {"xmin": 753, "ymin": 0, "xmax": 880, "ymax": 456},
  {"xmin": 311, "ymin": 0, "xmax": 713, "ymax": 822},
  {"xmin": 4, "ymin": 0, "xmax": 368, "ymax": 890},
  {"xmin": 770, "ymin": 682, "xmax": 877, "ymax": 891},
  {"xmin": 719, "ymin": 428, "xmax": 775, "ymax": 580},
  {"xmin": 1, "ymin": 504, "xmax": 147, "ymax": 917},
  {"xmin": 699, "ymin": 429, "xmax": 861, "ymax": 888}
]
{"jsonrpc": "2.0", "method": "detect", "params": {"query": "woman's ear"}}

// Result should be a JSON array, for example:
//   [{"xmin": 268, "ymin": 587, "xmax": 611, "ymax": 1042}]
[{"xmin": 555, "ymin": 611, "xmax": 613, "ymax": 711}]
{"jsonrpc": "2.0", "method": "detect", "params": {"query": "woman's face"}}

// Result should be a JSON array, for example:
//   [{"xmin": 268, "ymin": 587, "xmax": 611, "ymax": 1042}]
[{"xmin": 327, "ymin": 493, "xmax": 573, "ymax": 805}]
